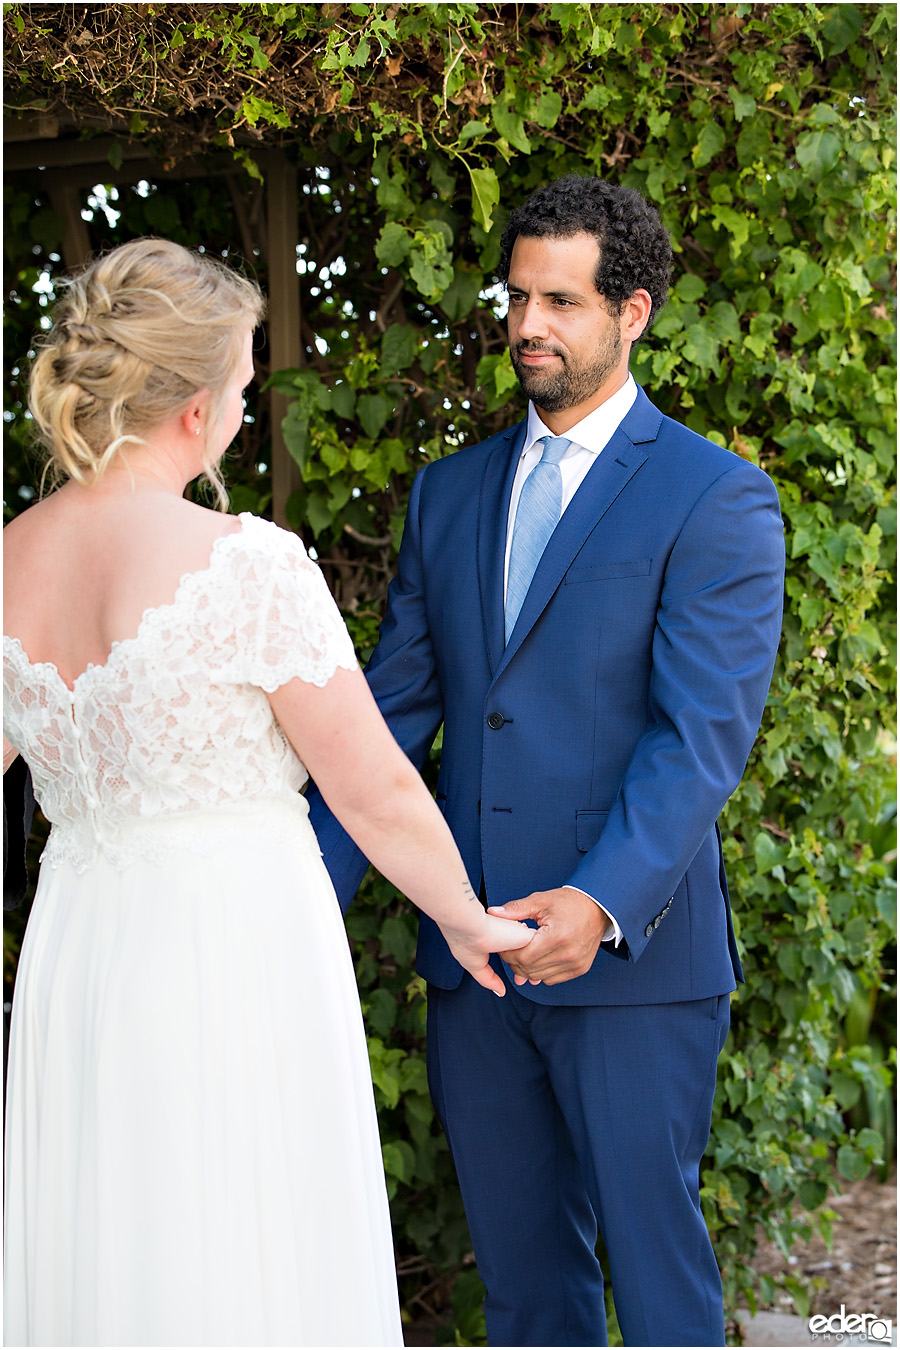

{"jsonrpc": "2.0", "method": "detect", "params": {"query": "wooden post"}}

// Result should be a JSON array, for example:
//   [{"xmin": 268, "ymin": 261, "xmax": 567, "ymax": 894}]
[
  {"xmin": 265, "ymin": 151, "xmax": 302, "ymax": 529},
  {"xmin": 47, "ymin": 181, "xmax": 92, "ymax": 271}
]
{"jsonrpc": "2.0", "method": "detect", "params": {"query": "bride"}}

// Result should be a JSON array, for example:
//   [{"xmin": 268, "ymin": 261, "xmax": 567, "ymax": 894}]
[{"xmin": 2, "ymin": 238, "xmax": 532, "ymax": 1347}]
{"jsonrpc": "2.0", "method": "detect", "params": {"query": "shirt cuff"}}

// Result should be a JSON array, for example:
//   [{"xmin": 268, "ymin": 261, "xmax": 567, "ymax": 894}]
[{"xmin": 562, "ymin": 886, "xmax": 623, "ymax": 947}]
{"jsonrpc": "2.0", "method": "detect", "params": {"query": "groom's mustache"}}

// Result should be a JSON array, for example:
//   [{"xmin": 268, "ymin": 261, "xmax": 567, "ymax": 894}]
[{"xmin": 514, "ymin": 341, "xmax": 565, "ymax": 360}]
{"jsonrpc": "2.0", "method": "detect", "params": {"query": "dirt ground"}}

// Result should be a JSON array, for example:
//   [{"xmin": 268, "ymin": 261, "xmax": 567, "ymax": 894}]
[{"xmin": 749, "ymin": 1168, "xmax": 897, "ymax": 1322}]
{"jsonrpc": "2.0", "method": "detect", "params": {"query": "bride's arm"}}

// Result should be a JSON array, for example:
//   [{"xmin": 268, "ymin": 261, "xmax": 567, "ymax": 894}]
[
  {"xmin": 3, "ymin": 737, "xmax": 18, "ymax": 775},
  {"xmin": 267, "ymin": 666, "xmax": 532, "ymax": 996}
]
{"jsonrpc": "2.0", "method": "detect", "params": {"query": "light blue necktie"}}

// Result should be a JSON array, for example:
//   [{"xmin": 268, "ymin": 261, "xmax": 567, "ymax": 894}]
[{"xmin": 505, "ymin": 435, "xmax": 571, "ymax": 643}]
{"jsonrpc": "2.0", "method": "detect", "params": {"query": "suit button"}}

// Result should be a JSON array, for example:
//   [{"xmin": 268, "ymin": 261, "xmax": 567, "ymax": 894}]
[
  {"xmin": 486, "ymin": 712, "xmax": 505, "ymax": 730},
  {"xmin": 644, "ymin": 923, "xmax": 654, "ymax": 938}
]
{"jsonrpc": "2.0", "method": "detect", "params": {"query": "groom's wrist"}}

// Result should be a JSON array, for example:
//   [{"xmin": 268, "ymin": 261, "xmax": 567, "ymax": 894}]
[{"xmin": 561, "ymin": 885, "xmax": 623, "ymax": 947}]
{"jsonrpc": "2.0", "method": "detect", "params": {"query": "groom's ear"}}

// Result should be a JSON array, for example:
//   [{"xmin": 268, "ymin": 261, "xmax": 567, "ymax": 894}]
[{"xmin": 621, "ymin": 290, "xmax": 653, "ymax": 343}]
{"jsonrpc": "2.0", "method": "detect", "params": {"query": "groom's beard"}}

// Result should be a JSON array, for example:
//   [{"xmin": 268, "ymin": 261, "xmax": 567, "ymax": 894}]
[{"xmin": 511, "ymin": 328, "xmax": 623, "ymax": 413}]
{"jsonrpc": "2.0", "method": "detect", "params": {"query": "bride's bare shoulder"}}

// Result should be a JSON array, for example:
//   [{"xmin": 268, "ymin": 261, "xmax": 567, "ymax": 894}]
[
  {"xmin": 3, "ymin": 492, "xmax": 61, "ymax": 555},
  {"xmin": 153, "ymin": 494, "xmax": 244, "ymax": 551},
  {"xmin": 4, "ymin": 489, "xmax": 244, "ymax": 608}
]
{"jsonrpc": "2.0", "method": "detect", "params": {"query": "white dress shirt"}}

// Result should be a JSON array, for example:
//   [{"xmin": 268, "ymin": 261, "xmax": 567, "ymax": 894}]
[
  {"xmin": 503, "ymin": 375, "xmax": 638, "ymax": 946},
  {"xmin": 504, "ymin": 375, "xmax": 638, "ymax": 593}
]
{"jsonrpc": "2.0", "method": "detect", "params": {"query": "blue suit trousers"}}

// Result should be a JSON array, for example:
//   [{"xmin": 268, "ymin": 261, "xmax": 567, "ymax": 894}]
[{"xmin": 426, "ymin": 968, "xmax": 730, "ymax": 1347}]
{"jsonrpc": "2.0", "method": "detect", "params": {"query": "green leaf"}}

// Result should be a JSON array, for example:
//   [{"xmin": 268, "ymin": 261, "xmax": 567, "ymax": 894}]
[
  {"xmin": 350, "ymin": 35, "xmax": 370, "ymax": 67},
  {"xmin": 809, "ymin": 102, "xmax": 841, "ymax": 126},
  {"xmin": 241, "ymin": 94, "xmax": 290, "ymax": 129},
  {"xmin": 491, "ymin": 103, "xmax": 532, "ymax": 154},
  {"xmin": 375, "ymin": 222, "xmax": 410, "ymax": 268},
  {"xmin": 240, "ymin": 32, "xmax": 270, "ymax": 71},
  {"xmin": 439, "ymin": 266, "xmax": 482, "ymax": 322},
  {"xmin": 535, "ymin": 89, "xmax": 563, "ymax": 129},
  {"xmin": 357, "ymin": 392, "xmax": 392, "ymax": 439},
  {"xmin": 674, "ymin": 274, "xmax": 706, "ymax": 303},
  {"xmin": 305, "ymin": 490, "xmax": 334, "ymax": 537},
  {"xmin": 681, "ymin": 322, "xmax": 720, "ymax": 374},
  {"xmin": 382, "ymin": 1141, "xmax": 406, "ymax": 1179},
  {"xmin": 857, "ymin": 1127, "xmax": 884, "ymax": 1157},
  {"xmin": 692, "ymin": 120, "xmax": 726, "ymax": 167},
  {"xmin": 232, "ymin": 149, "xmax": 264, "ymax": 184},
  {"xmin": 331, "ymin": 382, "xmax": 356, "ymax": 419},
  {"xmin": 458, "ymin": 120, "xmax": 489, "ymax": 147},
  {"xmin": 476, "ymin": 350, "xmax": 518, "ymax": 411},
  {"xmin": 710, "ymin": 205, "xmax": 750, "ymax": 253},
  {"xmin": 408, "ymin": 224, "xmax": 454, "ymax": 301},
  {"xmin": 647, "ymin": 108, "xmax": 671, "ymax": 137},
  {"xmin": 364, "ymin": 987, "xmax": 397, "ymax": 1037},
  {"xmin": 784, "ymin": 1275, "xmax": 810, "ymax": 1321},
  {"xmin": 381, "ymin": 323, "xmax": 417, "ymax": 375},
  {"xmin": 469, "ymin": 165, "xmax": 500, "ymax": 233},
  {"xmin": 380, "ymin": 915, "xmax": 417, "ymax": 966},
  {"xmin": 736, "ymin": 118, "xmax": 771, "ymax": 167},
  {"xmin": 754, "ymin": 830, "xmax": 788, "ymax": 874},
  {"xmin": 707, "ymin": 301, "xmax": 741, "ymax": 345},
  {"xmin": 729, "ymin": 89, "xmax": 757, "ymax": 121},
  {"xmin": 797, "ymin": 1179, "xmax": 828, "ymax": 1210},
  {"xmin": 107, "ymin": 141, "xmax": 124, "ymax": 171},
  {"xmin": 795, "ymin": 130, "xmax": 842, "ymax": 179},
  {"xmin": 820, "ymin": 4, "xmax": 863, "ymax": 55},
  {"xmin": 282, "ymin": 409, "xmax": 311, "ymax": 469},
  {"xmin": 829, "ymin": 1072, "xmax": 862, "ymax": 1110},
  {"xmin": 836, "ymin": 1143, "xmax": 869, "ymax": 1182}
]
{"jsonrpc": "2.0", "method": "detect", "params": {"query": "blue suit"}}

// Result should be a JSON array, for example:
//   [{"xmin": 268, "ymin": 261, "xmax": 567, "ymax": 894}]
[{"xmin": 309, "ymin": 386, "xmax": 784, "ymax": 1344}]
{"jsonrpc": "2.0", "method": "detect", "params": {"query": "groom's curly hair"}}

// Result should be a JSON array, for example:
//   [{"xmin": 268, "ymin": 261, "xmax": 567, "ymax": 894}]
[{"xmin": 498, "ymin": 175, "xmax": 672, "ymax": 338}]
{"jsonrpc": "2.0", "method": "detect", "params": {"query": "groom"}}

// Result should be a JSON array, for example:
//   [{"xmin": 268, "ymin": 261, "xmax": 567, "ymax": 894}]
[{"xmin": 309, "ymin": 175, "xmax": 784, "ymax": 1346}]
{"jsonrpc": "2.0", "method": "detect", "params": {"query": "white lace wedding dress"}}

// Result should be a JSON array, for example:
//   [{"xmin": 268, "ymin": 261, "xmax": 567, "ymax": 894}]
[{"xmin": 3, "ymin": 514, "xmax": 403, "ymax": 1347}]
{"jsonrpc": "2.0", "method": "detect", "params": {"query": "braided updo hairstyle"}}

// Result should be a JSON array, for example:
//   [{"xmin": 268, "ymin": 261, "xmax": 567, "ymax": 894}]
[{"xmin": 28, "ymin": 238, "xmax": 265, "ymax": 506}]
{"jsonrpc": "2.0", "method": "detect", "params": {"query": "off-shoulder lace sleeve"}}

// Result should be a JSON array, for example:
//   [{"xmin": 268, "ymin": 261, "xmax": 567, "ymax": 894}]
[{"xmin": 230, "ymin": 519, "xmax": 359, "ymax": 692}]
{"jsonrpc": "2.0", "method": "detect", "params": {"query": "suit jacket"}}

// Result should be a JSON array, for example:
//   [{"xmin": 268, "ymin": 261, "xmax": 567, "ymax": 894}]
[{"xmin": 309, "ymin": 386, "xmax": 785, "ymax": 1006}]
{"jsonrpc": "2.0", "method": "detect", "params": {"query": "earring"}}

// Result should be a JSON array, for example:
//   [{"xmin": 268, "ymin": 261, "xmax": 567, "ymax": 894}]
[{"xmin": 195, "ymin": 428, "xmax": 201, "ymax": 436}]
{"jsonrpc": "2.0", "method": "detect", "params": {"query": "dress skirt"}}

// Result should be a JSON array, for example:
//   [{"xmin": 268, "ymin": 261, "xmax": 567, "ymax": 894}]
[{"xmin": 4, "ymin": 800, "xmax": 403, "ymax": 1347}]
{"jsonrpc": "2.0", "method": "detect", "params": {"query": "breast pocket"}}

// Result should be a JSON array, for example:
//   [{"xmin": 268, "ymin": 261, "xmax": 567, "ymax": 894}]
[{"xmin": 565, "ymin": 558, "xmax": 652, "ymax": 583}]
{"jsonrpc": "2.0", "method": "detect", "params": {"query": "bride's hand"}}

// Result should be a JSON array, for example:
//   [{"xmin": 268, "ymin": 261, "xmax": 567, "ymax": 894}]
[{"xmin": 442, "ymin": 912, "xmax": 535, "ymax": 997}]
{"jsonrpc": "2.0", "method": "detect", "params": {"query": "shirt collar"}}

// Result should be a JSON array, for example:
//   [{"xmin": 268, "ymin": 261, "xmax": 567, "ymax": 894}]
[{"xmin": 523, "ymin": 374, "xmax": 638, "ymax": 458}]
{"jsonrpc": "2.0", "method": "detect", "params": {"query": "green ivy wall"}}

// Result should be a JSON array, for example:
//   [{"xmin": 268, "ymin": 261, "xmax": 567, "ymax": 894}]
[{"xmin": 4, "ymin": 4, "xmax": 895, "ymax": 1340}]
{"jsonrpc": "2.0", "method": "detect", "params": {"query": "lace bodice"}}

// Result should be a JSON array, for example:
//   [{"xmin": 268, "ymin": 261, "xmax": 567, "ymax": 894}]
[{"xmin": 3, "ymin": 514, "xmax": 358, "ymax": 871}]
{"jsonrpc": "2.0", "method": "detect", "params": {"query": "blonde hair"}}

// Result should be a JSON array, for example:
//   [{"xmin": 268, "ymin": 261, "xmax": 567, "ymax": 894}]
[{"xmin": 28, "ymin": 238, "xmax": 265, "ymax": 508}]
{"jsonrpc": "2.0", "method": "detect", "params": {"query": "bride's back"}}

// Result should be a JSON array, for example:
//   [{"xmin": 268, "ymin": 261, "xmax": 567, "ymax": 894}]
[{"xmin": 3, "ymin": 489, "xmax": 240, "ymax": 690}]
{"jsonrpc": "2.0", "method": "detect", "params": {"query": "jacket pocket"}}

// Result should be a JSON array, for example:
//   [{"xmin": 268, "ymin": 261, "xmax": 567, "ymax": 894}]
[
  {"xmin": 565, "ymin": 558, "xmax": 652, "ymax": 583},
  {"xmin": 576, "ymin": 809, "xmax": 609, "ymax": 853}
]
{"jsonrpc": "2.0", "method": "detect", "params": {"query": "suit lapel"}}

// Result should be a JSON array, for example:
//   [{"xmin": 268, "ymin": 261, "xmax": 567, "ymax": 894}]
[
  {"xmin": 477, "ymin": 421, "xmax": 527, "ymax": 678},
  {"xmin": 495, "ymin": 388, "xmax": 661, "ymax": 676}
]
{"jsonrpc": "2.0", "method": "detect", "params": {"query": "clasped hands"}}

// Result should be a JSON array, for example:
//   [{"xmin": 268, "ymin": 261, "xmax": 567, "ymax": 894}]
[
  {"xmin": 490, "ymin": 886, "xmax": 609, "ymax": 987},
  {"xmin": 445, "ymin": 886, "xmax": 608, "ymax": 997}
]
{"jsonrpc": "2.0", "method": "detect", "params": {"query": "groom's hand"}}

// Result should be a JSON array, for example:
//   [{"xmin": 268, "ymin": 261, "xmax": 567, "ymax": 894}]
[{"xmin": 489, "ymin": 888, "xmax": 609, "ymax": 986}]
